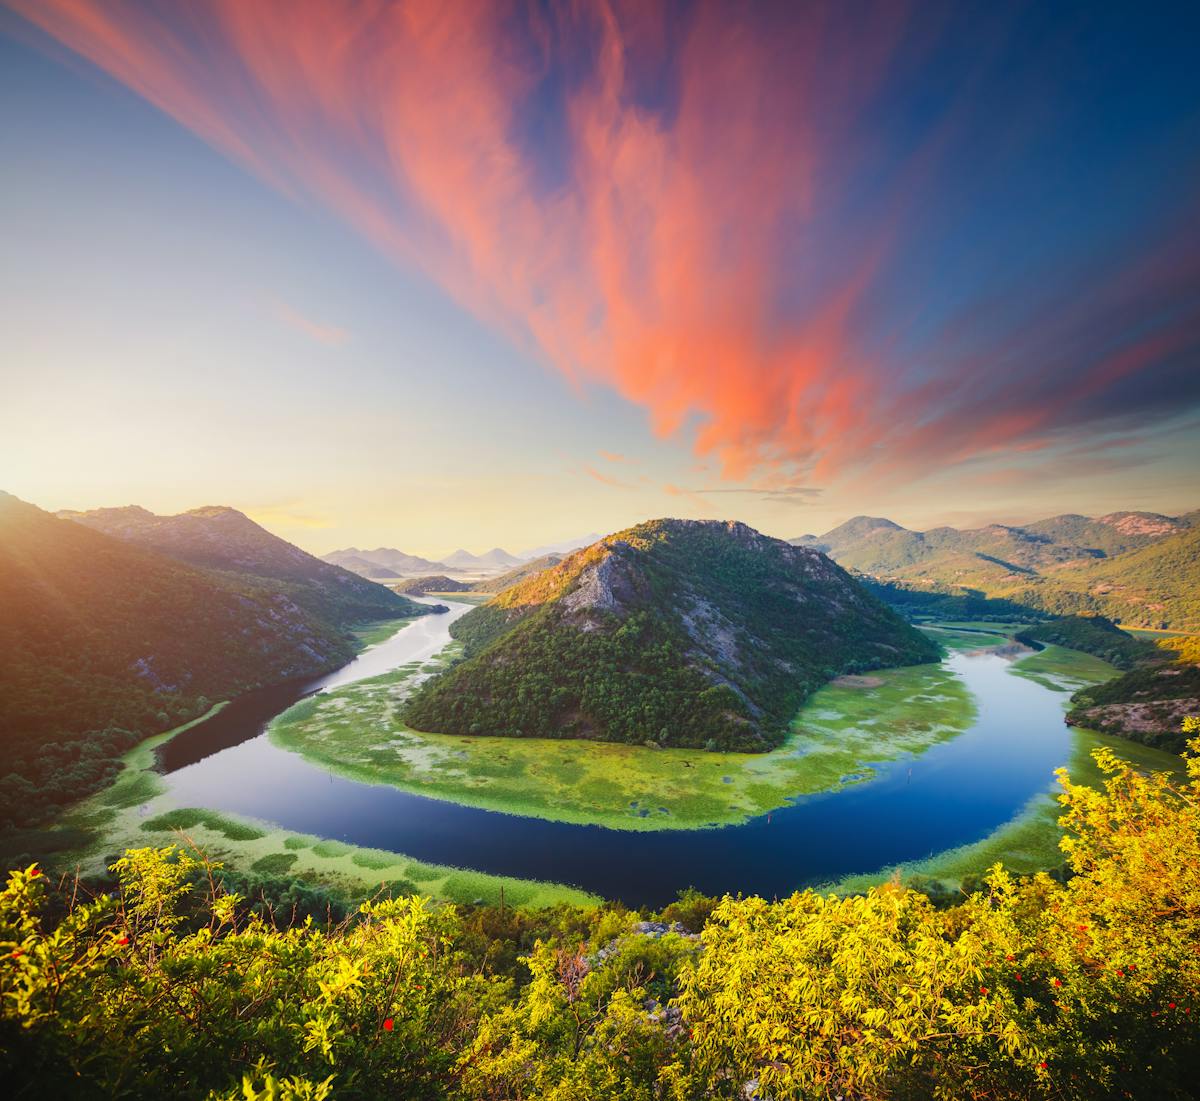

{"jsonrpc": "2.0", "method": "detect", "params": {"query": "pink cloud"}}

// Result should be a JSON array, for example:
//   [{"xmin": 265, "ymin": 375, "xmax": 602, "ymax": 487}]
[
  {"xmin": 11, "ymin": 0, "xmax": 1197, "ymax": 493},
  {"xmin": 273, "ymin": 300, "xmax": 349, "ymax": 347}
]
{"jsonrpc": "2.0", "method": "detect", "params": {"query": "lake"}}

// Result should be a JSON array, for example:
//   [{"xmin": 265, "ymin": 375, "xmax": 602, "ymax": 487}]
[{"xmin": 157, "ymin": 601, "xmax": 1094, "ymax": 906}]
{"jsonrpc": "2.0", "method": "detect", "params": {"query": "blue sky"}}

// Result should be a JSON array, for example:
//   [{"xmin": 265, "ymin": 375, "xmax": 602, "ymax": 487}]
[{"xmin": 2, "ymin": 1, "xmax": 1197, "ymax": 555}]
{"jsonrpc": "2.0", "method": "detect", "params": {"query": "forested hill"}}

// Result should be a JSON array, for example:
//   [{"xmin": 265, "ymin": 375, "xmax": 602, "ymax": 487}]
[
  {"xmin": 1005, "ymin": 524, "xmax": 1200, "ymax": 629},
  {"xmin": 405, "ymin": 519, "xmax": 938, "ymax": 751},
  {"xmin": 0, "ymin": 493, "xmax": 366, "ymax": 826},
  {"xmin": 791, "ymin": 509, "xmax": 1198, "ymax": 629},
  {"xmin": 59, "ymin": 504, "xmax": 427, "ymax": 626},
  {"xmin": 469, "ymin": 553, "xmax": 564, "ymax": 593}
]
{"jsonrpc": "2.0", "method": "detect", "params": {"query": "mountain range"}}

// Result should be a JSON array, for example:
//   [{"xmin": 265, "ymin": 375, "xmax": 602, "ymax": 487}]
[
  {"xmin": 324, "ymin": 534, "xmax": 600, "ymax": 580},
  {"xmin": 321, "ymin": 546, "xmax": 446, "ymax": 578},
  {"xmin": 60, "ymin": 505, "xmax": 425, "ymax": 627},
  {"xmin": 791, "ymin": 509, "xmax": 1199, "ymax": 629},
  {"xmin": 1, "ymin": 494, "xmax": 429, "ymax": 827},
  {"xmin": 322, "ymin": 545, "xmax": 524, "ymax": 579},
  {"xmin": 405, "ymin": 519, "xmax": 938, "ymax": 751}
]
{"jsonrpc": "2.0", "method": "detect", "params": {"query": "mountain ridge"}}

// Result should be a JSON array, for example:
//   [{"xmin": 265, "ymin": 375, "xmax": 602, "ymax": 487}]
[
  {"xmin": 405, "ymin": 518, "xmax": 938, "ymax": 751},
  {"xmin": 0, "ymin": 493, "xmax": 371, "ymax": 825},
  {"xmin": 787, "ymin": 508, "xmax": 1198, "ymax": 628},
  {"xmin": 60, "ymin": 504, "xmax": 425, "ymax": 627}
]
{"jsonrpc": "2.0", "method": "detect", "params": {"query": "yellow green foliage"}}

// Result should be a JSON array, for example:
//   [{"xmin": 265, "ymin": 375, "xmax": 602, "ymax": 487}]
[
  {"xmin": 3, "ymin": 728, "xmax": 1200, "ymax": 1099},
  {"xmin": 1162, "ymin": 635, "xmax": 1200, "ymax": 665}
]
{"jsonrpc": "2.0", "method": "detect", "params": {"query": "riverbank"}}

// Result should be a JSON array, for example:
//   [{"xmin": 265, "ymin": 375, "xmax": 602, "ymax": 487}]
[
  {"xmin": 36, "ymin": 612, "xmax": 597, "ymax": 908},
  {"xmin": 268, "ymin": 643, "xmax": 978, "ymax": 832},
  {"xmin": 826, "ymin": 643, "xmax": 1186, "ymax": 894},
  {"xmin": 29, "ymin": 613, "xmax": 1183, "ymax": 906}
]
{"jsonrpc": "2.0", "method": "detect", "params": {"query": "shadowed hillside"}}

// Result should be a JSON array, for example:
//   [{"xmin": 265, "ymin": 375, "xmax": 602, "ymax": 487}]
[
  {"xmin": 61, "ymin": 504, "xmax": 426, "ymax": 626},
  {"xmin": 0, "ymin": 493, "xmax": 369, "ymax": 825}
]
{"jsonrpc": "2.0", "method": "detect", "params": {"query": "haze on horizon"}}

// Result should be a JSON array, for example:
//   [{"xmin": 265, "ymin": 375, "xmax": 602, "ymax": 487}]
[{"xmin": 2, "ymin": 0, "xmax": 1198, "ymax": 557}]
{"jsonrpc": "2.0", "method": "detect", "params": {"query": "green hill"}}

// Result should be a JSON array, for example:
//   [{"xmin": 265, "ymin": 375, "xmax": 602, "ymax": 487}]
[
  {"xmin": 468, "ymin": 553, "xmax": 563, "ymax": 594},
  {"xmin": 0, "ymin": 493, "xmax": 369, "ymax": 826},
  {"xmin": 405, "ymin": 519, "xmax": 938, "ymax": 751},
  {"xmin": 1004, "ymin": 525, "xmax": 1200, "ymax": 629},
  {"xmin": 1014, "ymin": 615, "xmax": 1156, "ymax": 669},
  {"xmin": 793, "ymin": 509, "xmax": 1198, "ymax": 629},
  {"xmin": 60, "ymin": 504, "xmax": 426, "ymax": 626},
  {"xmin": 1065, "ymin": 635, "xmax": 1200, "ymax": 754}
]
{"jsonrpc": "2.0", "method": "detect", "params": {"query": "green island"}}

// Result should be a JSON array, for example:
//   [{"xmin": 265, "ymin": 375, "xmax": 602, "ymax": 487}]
[
  {"xmin": 270, "ymin": 634, "xmax": 976, "ymax": 831},
  {"xmin": 405, "ymin": 519, "xmax": 940, "ymax": 751}
]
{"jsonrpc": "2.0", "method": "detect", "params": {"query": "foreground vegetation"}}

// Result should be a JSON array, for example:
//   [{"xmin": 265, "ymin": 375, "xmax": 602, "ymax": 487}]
[{"xmin": 4, "ymin": 726, "xmax": 1198, "ymax": 1100}]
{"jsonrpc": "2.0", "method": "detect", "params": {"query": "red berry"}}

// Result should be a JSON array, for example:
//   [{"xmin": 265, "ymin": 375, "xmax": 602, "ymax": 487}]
[
  {"xmin": 1006, "ymin": 955, "xmax": 1014, "ymax": 962},
  {"xmin": 30, "ymin": 869, "xmax": 41, "ymax": 878},
  {"xmin": 1116, "ymin": 969, "xmax": 1124, "ymax": 977},
  {"xmin": 118, "ymin": 936, "xmax": 129, "ymax": 946},
  {"xmin": 1040, "ymin": 1062, "xmax": 1048, "ymax": 1070},
  {"xmin": 383, "ymin": 1018, "xmax": 394, "ymax": 1032},
  {"xmin": 10, "ymin": 949, "xmax": 22, "ymax": 959},
  {"xmin": 980, "ymin": 986, "xmax": 988, "ymax": 995},
  {"xmin": 1016, "ymin": 973, "xmax": 1023, "ymax": 981},
  {"xmin": 1170, "ymin": 1002, "xmax": 1177, "ymax": 1010},
  {"xmin": 1053, "ymin": 978, "xmax": 1061, "ymax": 987}
]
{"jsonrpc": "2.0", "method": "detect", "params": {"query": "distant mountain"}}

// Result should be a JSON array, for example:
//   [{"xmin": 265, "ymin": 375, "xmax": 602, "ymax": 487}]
[
  {"xmin": 440, "ymin": 547, "xmax": 524, "ymax": 570},
  {"xmin": 330, "ymin": 554, "xmax": 400, "ymax": 579},
  {"xmin": 322, "ymin": 547, "xmax": 445, "ymax": 578},
  {"xmin": 469, "ymin": 554, "xmax": 564, "ymax": 594},
  {"xmin": 0, "ymin": 493, "xmax": 361, "ymax": 825},
  {"xmin": 405, "ymin": 519, "xmax": 938, "ymax": 751},
  {"xmin": 1006, "ymin": 524, "xmax": 1200, "ymax": 629},
  {"xmin": 1023, "ymin": 512, "xmax": 1185, "ymax": 556},
  {"xmin": 61, "ymin": 505, "xmax": 424, "ymax": 627},
  {"xmin": 517, "ymin": 533, "xmax": 603, "ymax": 559},
  {"xmin": 393, "ymin": 575, "xmax": 473, "ymax": 595},
  {"xmin": 798, "ymin": 508, "xmax": 1199, "ymax": 629}
]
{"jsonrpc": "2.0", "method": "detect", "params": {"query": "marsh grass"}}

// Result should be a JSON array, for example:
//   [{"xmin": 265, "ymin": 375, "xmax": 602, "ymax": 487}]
[{"xmin": 268, "ymin": 646, "xmax": 978, "ymax": 831}]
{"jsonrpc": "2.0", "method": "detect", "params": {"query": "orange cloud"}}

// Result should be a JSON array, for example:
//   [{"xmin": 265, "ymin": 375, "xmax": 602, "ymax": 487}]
[
  {"xmin": 10, "ymin": 0, "xmax": 1197, "ymax": 492},
  {"xmin": 582, "ymin": 465, "xmax": 633, "ymax": 489},
  {"xmin": 273, "ymin": 300, "xmax": 349, "ymax": 347}
]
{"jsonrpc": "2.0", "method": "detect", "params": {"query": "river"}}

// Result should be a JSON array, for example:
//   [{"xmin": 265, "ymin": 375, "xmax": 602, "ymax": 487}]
[{"xmin": 155, "ymin": 599, "xmax": 1098, "ymax": 906}]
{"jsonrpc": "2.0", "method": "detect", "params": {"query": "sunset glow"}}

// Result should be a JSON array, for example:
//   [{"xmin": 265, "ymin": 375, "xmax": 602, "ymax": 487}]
[{"xmin": 2, "ymin": 0, "xmax": 1198, "ymax": 552}]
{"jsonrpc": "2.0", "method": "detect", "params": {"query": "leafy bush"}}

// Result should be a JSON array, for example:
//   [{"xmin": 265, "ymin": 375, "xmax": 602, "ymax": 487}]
[{"xmin": 3, "ymin": 728, "xmax": 1199, "ymax": 1099}]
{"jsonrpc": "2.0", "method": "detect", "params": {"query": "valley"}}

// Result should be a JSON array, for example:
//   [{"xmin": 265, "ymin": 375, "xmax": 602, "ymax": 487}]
[
  {"xmin": 33, "ymin": 595, "xmax": 1182, "ymax": 908},
  {"xmin": 7, "ymin": 7, "xmax": 1200, "ymax": 1091}
]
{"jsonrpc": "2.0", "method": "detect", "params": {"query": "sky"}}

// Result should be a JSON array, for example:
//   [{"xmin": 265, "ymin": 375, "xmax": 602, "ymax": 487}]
[{"xmin": 1, "ymin": 0, "xmax": 1198, "ymax": 558}]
